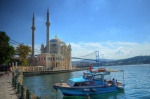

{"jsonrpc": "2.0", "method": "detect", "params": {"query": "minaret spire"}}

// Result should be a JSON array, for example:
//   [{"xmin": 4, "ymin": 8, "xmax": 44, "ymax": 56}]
[
  {"xmin": 31, "ymin": 13, "xmax": 35, "ymax": 57},
  {"xmin": 46, "ymin": 8, "xmax": 50, "ymax": 53}
]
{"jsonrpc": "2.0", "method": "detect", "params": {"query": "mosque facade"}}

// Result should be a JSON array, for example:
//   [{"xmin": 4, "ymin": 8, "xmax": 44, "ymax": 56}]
[{"xmin": 31, "ymin": 9, "xmax": 72, "ymax": 70}]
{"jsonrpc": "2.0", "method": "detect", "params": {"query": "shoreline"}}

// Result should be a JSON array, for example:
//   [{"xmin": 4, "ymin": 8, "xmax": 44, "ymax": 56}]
[{"xmin": 23, "ymin": 68, "xmax": 87, "ymax": 76}]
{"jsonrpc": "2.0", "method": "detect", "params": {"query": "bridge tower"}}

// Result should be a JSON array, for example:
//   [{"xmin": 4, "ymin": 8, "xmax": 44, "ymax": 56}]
[{"xmin": 95, "ymin": 51, "xmax": 100, "ymax": 66}]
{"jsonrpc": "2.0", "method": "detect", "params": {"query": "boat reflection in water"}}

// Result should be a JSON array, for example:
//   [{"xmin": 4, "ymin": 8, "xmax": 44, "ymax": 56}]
[{"xmin": 63, "ymin": 90, "xmax": 125, "ymax": 99}]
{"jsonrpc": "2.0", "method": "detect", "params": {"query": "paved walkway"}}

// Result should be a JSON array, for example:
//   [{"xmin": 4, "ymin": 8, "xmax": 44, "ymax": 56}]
[{"xmin": 0, "ymin": 72, "xmax": 18, "ymax": 99}]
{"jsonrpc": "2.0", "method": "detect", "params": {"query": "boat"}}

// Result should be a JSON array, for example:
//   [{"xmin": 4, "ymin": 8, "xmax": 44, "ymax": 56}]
[{"xmin": 53, "ymin": 67, "xmax": 125, "ymax": 96}]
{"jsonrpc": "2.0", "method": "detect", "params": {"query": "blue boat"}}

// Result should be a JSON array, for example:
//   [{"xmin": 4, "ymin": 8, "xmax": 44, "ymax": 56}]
[{"xmin": 53, "ymin": 68, "xmax": 125, "ymax": 96}]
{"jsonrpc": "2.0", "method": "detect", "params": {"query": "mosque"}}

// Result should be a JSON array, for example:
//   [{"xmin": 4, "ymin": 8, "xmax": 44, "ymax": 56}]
[{"xmin": 31, "ymin": 9, "xmax": 72, "ymax": 70}]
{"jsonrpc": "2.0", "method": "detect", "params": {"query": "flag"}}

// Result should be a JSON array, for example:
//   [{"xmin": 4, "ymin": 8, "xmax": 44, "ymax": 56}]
[{"xmin": 89, "ymin": 64, "xmax": 92, "ymax": 72}]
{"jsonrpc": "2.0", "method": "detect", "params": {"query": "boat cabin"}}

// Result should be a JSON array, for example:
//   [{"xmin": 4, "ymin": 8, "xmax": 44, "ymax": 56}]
[{"xmin": 67, "ymin": 71, "xmax": 110, "ymax": 87}]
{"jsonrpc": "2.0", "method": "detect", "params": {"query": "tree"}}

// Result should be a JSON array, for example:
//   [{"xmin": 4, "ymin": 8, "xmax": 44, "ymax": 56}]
[
  {"xmin": 16, "ymin": 44, "xmax": 31, "ymax": 66},
  {"xmin": 0, "ymin": 31, "xmax": 15, "ymax": 65}
]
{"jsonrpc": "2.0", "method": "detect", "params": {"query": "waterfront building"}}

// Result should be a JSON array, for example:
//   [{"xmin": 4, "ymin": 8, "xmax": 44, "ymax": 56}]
[
  {"xmin": 32, "ymin": 9, "xmax": 72, "ymax": 70},
  {"xmin": 38, "ymin": 36, "xmax": 72, "ymax": 70}
]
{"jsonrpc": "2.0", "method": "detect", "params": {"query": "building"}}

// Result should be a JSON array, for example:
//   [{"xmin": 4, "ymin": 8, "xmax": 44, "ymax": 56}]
[
  {"xmin": 31, "ymin": 9, "xmax": 72, "ymax": 70},
  {"xmin": 38, "ymin": 36, "xmax": 72, "ymax": 70}
]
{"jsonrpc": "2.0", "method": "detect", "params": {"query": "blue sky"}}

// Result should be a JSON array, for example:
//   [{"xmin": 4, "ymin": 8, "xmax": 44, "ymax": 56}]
[{"xmin": 0, "ymin": 0, "xmax": 150, "ymax": 59}]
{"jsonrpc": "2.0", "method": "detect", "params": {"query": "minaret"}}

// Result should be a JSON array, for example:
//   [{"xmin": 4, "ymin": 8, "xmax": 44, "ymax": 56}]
[
  {"xmin": 31, "ymin": 13, "xmax": 35, "ymax": 57},
  {"xmin": 46, "ymin": 9, "xmax": 50, "ymax": 53}
]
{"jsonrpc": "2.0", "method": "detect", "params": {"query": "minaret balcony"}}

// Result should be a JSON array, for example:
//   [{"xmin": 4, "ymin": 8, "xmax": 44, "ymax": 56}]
[
  {"xmin": 46, "ymin": 22, "xmax": 50, "ymax": 26},
  {"xmin": 31, "ymin": 26, "xmax": 35, "ymax": 30}
]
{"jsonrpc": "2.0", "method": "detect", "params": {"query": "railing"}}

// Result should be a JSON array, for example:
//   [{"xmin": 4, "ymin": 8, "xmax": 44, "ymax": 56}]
[
  {"xmin": 12, "ymin": 66, "xmax": 46, "ymax": 72},
  {"xmin": 12, "ymin": 66, "xmax": 76, "ymax": 72},
  {"xmin": 12, "ymin": 70, "xmax": 40, "ymax": 99}
]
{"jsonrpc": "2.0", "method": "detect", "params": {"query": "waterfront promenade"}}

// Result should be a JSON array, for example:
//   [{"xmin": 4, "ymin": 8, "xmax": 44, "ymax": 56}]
[{"xmin": 0, "ymin": 72, "xmax": 18, "ymax": 99}]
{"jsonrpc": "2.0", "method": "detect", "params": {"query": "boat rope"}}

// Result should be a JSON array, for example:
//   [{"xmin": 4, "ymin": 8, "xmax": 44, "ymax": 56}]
[{"xmin": 123, "ymin": 71, "xmax": 125, "ymax": 85}]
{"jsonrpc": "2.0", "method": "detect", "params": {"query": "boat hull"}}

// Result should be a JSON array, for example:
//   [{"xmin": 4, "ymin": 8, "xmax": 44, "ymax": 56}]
[{"xmin": 53, "ymin": 85, "xmax": 121, "ymax": 96}]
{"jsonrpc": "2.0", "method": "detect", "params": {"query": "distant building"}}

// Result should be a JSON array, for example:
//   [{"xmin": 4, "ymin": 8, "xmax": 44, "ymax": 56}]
[{"xmin": 31, "ymin": 9, "xmax": 72, "ymax": 70}]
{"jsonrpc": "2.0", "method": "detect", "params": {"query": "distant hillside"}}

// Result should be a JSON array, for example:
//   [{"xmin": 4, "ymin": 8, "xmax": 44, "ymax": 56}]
[
  {"xmin": 100, "ymin": 56, "xmax": 150, "ymax": 66},
  {"xmin": 72, "ymin": 56, "xmax": 150, "ymax": 66}
]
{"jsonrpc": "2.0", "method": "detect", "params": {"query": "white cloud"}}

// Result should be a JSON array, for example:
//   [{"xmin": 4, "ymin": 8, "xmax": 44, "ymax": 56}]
[
  {"xmin": 68, "ymin": 41, "xmax": 150, "ymax": 59},
  {"xmin": 27, "ymin": 44, "xmax": 41, "ymax": 55},
  {"xmin": 34, "ymin": 44, "xmax": 41, "ymax": 55},
  {"xmin": 34, "ymin": 41, "xmax": 150, "ymax": 59},
  {"xmin": 36, "ymin": 16, "xmax": 44, "ymax": 22},
  {"xmin": 114, "ymin": 49, "xmax": 125, "ymax": 55}
]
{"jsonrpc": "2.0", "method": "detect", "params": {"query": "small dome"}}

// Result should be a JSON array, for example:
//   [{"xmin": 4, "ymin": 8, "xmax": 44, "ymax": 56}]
[{"xmin": 41, "ymin": 43, "xmax": 44, "ymax": 45}]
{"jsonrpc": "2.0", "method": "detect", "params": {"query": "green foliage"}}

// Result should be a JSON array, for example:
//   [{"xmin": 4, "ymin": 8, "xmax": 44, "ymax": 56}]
[
  {"xmin": 15, "ymin": 44, "xmax": 31, "ymax": 66},
  {"xmin": 0, "ymin": 31, "xmax": 15, "ymax": 65}
]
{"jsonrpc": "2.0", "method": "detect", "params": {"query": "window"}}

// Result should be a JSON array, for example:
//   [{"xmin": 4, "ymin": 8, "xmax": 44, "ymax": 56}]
[
  {"xmin": 94, "ymin": 75, "xmax": 102, "ymax": 80},
  {"xmin": 83, "ymin": 74, "xmax": 93, "ymax": 80},
  {"xmin": 47, "ymin": 57, "xmax": 50, "ymax": 60}
]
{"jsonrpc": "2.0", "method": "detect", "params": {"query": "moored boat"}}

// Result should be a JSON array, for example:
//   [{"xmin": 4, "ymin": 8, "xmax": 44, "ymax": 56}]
[{"xmin": 53, "ymin": 67, "xmax": 125, "ymax": 96}]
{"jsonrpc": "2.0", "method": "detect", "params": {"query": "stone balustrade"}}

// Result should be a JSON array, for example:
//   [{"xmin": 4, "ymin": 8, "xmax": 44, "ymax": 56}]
[
  {"xmin": 12, "ymin": 69, "xmax": 40, "ymax": 99},
  {"xmin": 12, "ymin": 66, "xmax": 46, "ymax": 72}
]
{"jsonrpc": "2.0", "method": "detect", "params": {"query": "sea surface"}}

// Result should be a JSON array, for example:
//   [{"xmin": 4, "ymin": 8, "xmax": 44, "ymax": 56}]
[{"xmin": 23, "ymin": 64, "xmax": 150, "ymax": 99}]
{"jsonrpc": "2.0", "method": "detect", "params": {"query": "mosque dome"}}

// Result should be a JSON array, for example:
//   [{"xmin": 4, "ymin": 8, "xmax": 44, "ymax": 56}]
[{"xmin": 50, "ymin": 35, "xmax": 65, "ymax": 45}]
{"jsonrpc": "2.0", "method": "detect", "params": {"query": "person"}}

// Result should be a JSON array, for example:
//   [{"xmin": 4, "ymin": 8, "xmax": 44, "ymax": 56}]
[
  {"xmin": 112, "ymin": 78, "xmax": 116, "ymax": 86},
  {"xmin": 104, "ymin": 79, "xmax": 109, "ymax": 87}
]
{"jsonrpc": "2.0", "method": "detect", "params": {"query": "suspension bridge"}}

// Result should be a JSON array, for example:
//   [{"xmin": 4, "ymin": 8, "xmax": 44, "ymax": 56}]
[
  {"xmin": 71, "ymin": 51, "xmax": 100, "ymax": 67},
  {"xmin": 72, "ymin": 51, "xmax": 99, "ymax": 61}
]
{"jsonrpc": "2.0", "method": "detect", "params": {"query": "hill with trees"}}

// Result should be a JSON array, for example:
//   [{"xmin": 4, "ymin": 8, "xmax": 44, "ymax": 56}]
[{"xmin": 100, "ymin": 56, "xmax": 150, "ymax": 66}]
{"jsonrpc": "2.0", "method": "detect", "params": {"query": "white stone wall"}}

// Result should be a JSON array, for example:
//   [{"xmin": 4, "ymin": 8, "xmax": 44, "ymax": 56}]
[{"xmin": 39, "ymin": 37, "xmax": 72, "ymax": 70}]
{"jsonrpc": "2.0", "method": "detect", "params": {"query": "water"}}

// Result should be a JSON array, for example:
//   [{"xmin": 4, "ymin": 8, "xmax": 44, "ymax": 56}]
[{"xmin": 23, "ymin": 64, "xmax": 150, "ymax": 99}]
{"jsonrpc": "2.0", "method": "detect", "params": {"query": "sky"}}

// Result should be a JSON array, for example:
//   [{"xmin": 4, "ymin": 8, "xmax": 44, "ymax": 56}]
[{"xmin": 0, "ymin": 0, "xmax": 150, "ymax": 59}]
